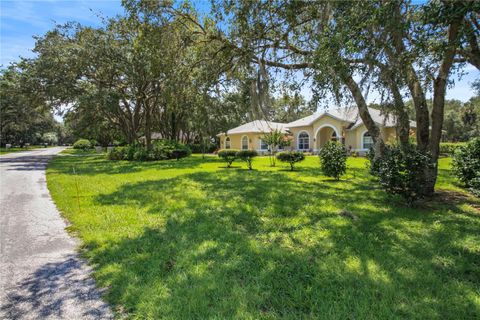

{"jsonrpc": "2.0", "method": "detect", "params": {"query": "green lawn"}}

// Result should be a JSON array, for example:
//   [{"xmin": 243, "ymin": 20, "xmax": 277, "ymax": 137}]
[{"xmin": 46, "ymin": 155, "xmax": 480, "ymax": 319}]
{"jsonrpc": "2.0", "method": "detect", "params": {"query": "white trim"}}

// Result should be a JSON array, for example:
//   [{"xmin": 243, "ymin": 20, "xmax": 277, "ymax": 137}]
[
  {"xmin": 241, "ymin": 135, "xmax": 249, "ymax": 150},
  {"xmin": 259, "ymin": 138, "xmax": 269, "ymax": 151},
  {"xmin": 225, "ymin": 136, "xmax": 231, "ymax": 149},
  {"xmin": 297, "ymin": 131, "xmax": 310, "ymax": 150},
  {"xmin": 314, "ymin": 124, "xmax": 340, "ymax": 141},
  {"xmin": 361, "ymin": 130, "xmax": 374, "ymax": 150},
  {"xmin": 288, "ymin": 112, "xmax": 353, "ymax": 128}
]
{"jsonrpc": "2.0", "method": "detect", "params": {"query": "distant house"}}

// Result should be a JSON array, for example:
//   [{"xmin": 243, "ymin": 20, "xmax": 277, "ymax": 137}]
[{"xmin": 217, "ymin": 107, "xmax": 416, "ymax": 153}]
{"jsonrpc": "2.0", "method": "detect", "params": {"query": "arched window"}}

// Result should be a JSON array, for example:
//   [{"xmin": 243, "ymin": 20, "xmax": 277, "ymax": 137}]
[
  {"xmin": 241, "ymin": 136, "xmax": 249, "ymax": 150},
  {"xmin": 298, "ymin": 132, "xmax": 309, "ymax": 150},
  {"xmin": 225, "ymin": 137, "xmax": 231, "ymax": 149},
  {"xmin": 362, "ymin": 132, "xmax": 373, "ymax": 150}
]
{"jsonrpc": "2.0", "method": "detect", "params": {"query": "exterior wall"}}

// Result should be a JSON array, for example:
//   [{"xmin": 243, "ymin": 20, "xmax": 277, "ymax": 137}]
[
  {"xmin": 289, "ymin": 116, "xmax": 350, "ymax": 152},
  {"xmin": 345, "ymin": 125, "xmax": 399, "ymax": 153},
  {"xmin": 219, "ymin": 133, "xmax": 271, "ymax": 153},
  {"xmin": 219, "ymin": 119, "xmax": 405, "ymax": 155},
  {"xmin": 382, "ymin": 127, "xmax": 397, "ymax": 144},
  {"xmin": 288, "ymin": 126, "xmax": 314, "ymax": 151},
  {"xmin": 311, "ymin": 116, "xmax": 346, "ymax": 150}
]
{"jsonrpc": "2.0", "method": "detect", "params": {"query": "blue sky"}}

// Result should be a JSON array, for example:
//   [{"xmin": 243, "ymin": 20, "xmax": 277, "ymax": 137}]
[{"xmin": 1, "ymin": 0, "xmax": 478, "ymax": 104}]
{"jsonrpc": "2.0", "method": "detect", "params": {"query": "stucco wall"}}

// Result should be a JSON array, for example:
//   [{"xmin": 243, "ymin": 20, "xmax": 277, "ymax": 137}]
[
  {"xmin": 345, "ymin": 125, "xmax": 399, "ymax": 152},
  {"xmin": 220, "ymin": 117, "xmax": 405, "ymax": 153},
  {"xmin": 220, "ymin": 133, "xmax": 270, "ymax": 152},
  {"xmin": 288, "ymin": 126, "xmax": 314, "ymax": 151},
  {"xmin": 289, "ymin": 115, "xmax": 352, "ymax": 151}
]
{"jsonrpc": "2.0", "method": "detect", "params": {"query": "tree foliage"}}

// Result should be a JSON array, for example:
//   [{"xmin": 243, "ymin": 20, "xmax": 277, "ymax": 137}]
[
  {"xmin": 210, "ymin": 0, "xmax": 478, "ymax": 195},
  {"xmin": 0, "ymin": 64, "xmax": 59, "ymax": 146}
]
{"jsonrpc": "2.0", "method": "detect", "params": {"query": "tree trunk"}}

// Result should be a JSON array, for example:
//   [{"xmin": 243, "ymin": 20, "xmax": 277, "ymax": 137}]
[
  {"xmin": 424, "ymin": 17, "xmax": 463, "ymax": 195},
  {"xmin": 405, "ymin": 66, "xmax": 430, "ymax": 152},
  {"xmin": 378, "ymin": 63, "xmax": 410, "ymax": 148},
  {"xmin": 145, "ymin": 102, "xmax": 152, "ymax": 150},
  {"xmin": 388, "ymin": 3, "xmax": 430, "ymax": 152},
  {"xmin": 342, "ymin": 73, "xmax": 385, "ymax": 158}
]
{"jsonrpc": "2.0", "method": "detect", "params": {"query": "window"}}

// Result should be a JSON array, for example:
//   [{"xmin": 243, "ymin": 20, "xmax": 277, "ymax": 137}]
[
  {"xmin": 260, "ymin": 139, "xmax": 269, "ymax": 150},
  {"xmin": 298, "ymin": 132, "xmax": 309, "ymax": 150},
  {"xmin": 241, "ymin": 136, "xmax": 249, "ymax": 150},
  {"xmin": 225, "ymin": 137, "xmax": 231, "ymax": 149},
  {"xmin": 362, "ymin": 132, "xmax": 373, "ymax": 150}
]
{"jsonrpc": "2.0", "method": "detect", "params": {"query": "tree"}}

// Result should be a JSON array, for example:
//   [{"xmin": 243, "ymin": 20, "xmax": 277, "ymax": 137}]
[
  {"xmin": 0, "ymin": 63, "xmax": 58, "ymax": 146},
  {"xmin": 262, "ymin": 129, "xmax": 292, "ymax": 167},
  {"xmin": 209, "ymin": 0, "xmax": 477, "ymax": 195}
]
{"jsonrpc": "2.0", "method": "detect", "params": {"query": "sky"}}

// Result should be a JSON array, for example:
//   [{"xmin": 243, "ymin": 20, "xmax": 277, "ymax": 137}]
[{"xmin": 1, "ymin": 0, "xmax": 478, "ymax": 106}]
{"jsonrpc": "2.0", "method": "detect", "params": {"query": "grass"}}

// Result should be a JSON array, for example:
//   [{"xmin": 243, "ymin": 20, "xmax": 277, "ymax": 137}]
[
  {"xmin": 46, "ymin": 154, "xmax": 480, "ymax": 319},
  {"xmin": 60, "ymin": 148, "xmax": 102, "ymax": 155}
]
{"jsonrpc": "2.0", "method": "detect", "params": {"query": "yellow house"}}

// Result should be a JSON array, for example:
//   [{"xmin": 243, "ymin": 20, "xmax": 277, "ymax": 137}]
[
  {"xmin": 217, "ymin": 107, "xmax": 416, "ymax": 154},
  {"xmin": 217, "ymin": 120, "xmax": 288, "ymax": 153}
]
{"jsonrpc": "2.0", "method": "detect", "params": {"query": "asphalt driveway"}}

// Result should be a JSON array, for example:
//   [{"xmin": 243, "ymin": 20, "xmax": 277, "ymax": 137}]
[{"xmin": 0, "ymin": 147, "xmax": 112, "ymax": 319}]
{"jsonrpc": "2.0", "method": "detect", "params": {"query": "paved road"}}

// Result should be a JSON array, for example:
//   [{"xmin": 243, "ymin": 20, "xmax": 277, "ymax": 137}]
[{"xmin": 0, "ymin": 148, "xmax": 112, "ymax": 319}]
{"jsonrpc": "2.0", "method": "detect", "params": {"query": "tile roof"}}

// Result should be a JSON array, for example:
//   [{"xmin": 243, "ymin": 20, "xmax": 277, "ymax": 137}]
[
  {"xmin": 286, "ymin": 107, "xmax": 416, "ymax": 129},
  {"xmin": 218, "ymin": 108, "xmax": 416, "ymax": 136},
  {"xmin": 218, "ymin": 120, "xmax": 289, "ymax": 136}
]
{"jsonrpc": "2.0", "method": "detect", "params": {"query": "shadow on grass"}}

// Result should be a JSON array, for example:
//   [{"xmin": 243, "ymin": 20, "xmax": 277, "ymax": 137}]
[
  {"xmin": 48, "ymin": 155, "xmax": 224, "ymax": 176},
  {"xmin": 89, "ymin": 169, "xmax": 480, "ymax": 318}
]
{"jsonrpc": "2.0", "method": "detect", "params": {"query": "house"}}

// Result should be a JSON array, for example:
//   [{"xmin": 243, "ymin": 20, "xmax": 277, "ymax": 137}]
[
  {"xmin": 217, "ymin": 120, "xmax": 288, "ymax": 153},
  {"xmin": 217, "ymin": 107, "xmax": 416, "ymax": 154}
]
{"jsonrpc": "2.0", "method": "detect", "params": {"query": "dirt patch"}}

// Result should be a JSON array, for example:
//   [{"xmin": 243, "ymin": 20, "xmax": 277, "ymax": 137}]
[
  {"xmin": 423, "ymin": 190, "xmax": 480, "ymax": 213},
  {"xmin": 339, "ymin": 210, "xmax": 359, "ymax": 220}
]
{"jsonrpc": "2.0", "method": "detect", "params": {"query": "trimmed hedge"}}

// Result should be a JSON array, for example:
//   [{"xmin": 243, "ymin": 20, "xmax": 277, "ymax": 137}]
[
  {"xmin": 452, "ymin": 138, "xmax": 480, "ymax": 196},
  {"xmin": 218, "ymin": 149, "xmax": 239, "ymax": 168},
  {"xmin": 106, "ymin": 140, "xmax": 191, "ymax": 161},
  {"xmin": 375, "ymin": 145, "xmax": 433, "ymax": 202},
  {"xmin": 236, "ymin": 150, "xmax": 258, "ymax": 170},
  {"xmin": 276, "ymin": 151, "xmax": 305, "ymax": 171},
  {"xmin": 73, "ymin": 139, "xmax": 92, "ymax": 151},
  {"xmin": 319, "ymin": 141, "xmax": 347, "ymax": 180},
  {"xmin": 187, "ymin": 142, "xmax": 217, "ymax": 154}
]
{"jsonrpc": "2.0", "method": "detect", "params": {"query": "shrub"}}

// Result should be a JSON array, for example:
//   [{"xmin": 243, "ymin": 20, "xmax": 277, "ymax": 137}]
[
  {"xmin": 319, "ymin": 141, "xmax": 347, "ymax": 180},
  {"xmin": 133, "ymin": 147, "xmax": 149, "ymax": 161},
  {"xmin": 172, "ymin": 145, "xmax": 192, "ymax": 160},
  {"xmin": 107, "ymin": 140, "xmax": 191, "ymax": 161},
  {"xmin": 187, "ymin": 142, "xmax": 217, "ymax": 154},
  {"xmin": 107, "ymin": 147, "xmax": 127, "ymax": 160},
  {"xmin": 236, "ymin": 150, "xmax": 258, "ymax": 170},
  {"xmin": 276, "ymin": 151, "xmax": 305, "ymax": 171},
  {"xmin": 375, "ymin": 145, "xmax": 433, "ymax": 202},
  {"xmin": 218, "ymin": 149, "xmax": 239, "ymax": 168},
  {"xmin": 73, "ymin": 139, "xmax": 92, "ymax": 151},
  {"xmin": 152, "ymin": 140, "xmax": 191, "ymax": 160},
  {"xmin": 452, "ymin": 138, "xmax": 480, "ymax": 196},
  {"xmin": 440, "ymin": 142, "xmax": 466, "ymax": 155}
]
